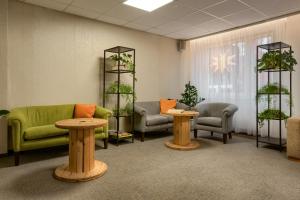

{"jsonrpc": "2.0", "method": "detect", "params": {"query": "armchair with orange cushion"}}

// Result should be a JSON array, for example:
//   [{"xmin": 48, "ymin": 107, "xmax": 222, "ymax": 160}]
[{"xmin": 134, "ymin": 100, "xmax": 188, "ymax": 141}]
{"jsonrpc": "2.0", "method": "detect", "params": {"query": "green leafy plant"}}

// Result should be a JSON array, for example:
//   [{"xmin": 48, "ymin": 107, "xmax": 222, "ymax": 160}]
[
  {"xmin": 113, "ymin": 103, "xmax": 133, "ymax": 116},
  {"xmin": 0, "ymin": 110, "xmax": 9, "ymax": 117},
  {"xmin": 110, "ymin": 53, "xmax": 135, "ymax": 71},
  {"xmin": 179, "ymin": 82, "xmax": 203, "ymax": 109},
  {"xmin": 257, "ymin": 82, "xmax": 289, "ymax": 103},
  {"xmin": 258, "ymin": 50, "xmax": 297, "ymax": 72},
  {"xmin": 258, "ymin": 109, "xmax": 289, "ymax": 128},
  {"xmin": 106, "ymin": 82, "xmax": 136, "ymax": 116}
]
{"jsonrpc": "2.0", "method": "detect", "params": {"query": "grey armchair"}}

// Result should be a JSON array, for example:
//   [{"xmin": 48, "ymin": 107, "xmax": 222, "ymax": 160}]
[
  {"xmin": 193, "ymin": 102, "xmax": 238, "ymax": 144},
  {"xmin": 134, "ymin": 101, "xmax": 188, "ymax": 141}
]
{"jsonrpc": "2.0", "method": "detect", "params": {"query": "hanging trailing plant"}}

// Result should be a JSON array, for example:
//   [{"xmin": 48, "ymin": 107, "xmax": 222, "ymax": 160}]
[
  {"xmin": 179, "ymin": 82, "xmax": 203, "ymax": 109},
  {"xmin": 106, "ymin": 81, "xmax": 136, "ymax": 116},
  {"xmin": 258, "ymin": 82, "xmax": 289, "ymax": 95},
  {"xmin": 258, "ymin": 50, "xmax": 297, "ymax": 72},
  {"xmin": 258, "ymin": 109, "xmax": 289, "ymax": 128}
]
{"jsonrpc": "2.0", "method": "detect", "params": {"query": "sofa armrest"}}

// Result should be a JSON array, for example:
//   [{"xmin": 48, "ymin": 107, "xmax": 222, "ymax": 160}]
[
  {"xmin": 134, "ymin": 105, "xmax": 147, "ymax": 116},
  {"xmin": 94, "ymin": 106, "xmax": 113, "ymax": 119},
  {"xmin": 222, "ymin": 105, "xmax": 238, "ymax": 117},
  {"xmin": 7, "ymin": 112, "xmax": 28, "ymax": 152}
]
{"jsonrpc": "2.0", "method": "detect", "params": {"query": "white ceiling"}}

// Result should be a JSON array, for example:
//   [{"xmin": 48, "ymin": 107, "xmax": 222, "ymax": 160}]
[{"xmin": 19, "ymin": 0, "xmax": 300, "ymax": 40}]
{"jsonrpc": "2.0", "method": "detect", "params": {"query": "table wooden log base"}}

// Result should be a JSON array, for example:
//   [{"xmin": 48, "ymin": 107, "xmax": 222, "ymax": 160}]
[
  {"xmin": 165, "ymin": 111, "xmax": 200, "ymax": 150},
  {"xmin": 53, "ymin": 118, "xmax": 108, "ymax": 182}
]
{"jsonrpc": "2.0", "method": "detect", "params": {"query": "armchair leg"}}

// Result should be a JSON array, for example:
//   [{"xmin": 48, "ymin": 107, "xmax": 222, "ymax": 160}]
[
  {"xmin": 228, "ymin": 132, "xmax": 232, "ymax": 139},
  {"xmin": 141, "ymin": 132, "xmax": 145, "ymax": 142},
  {"xmin": 223, "ymin": 134, "xmax": 227, "ymax": 144},
  {"xmin": 211, "ymin": 131, "xmax": 213, "ymax": 136},
  {"xmin": 103, "ymin": 138, "xmax": 108, "ymax": 149},
  {"xmin": 14, "ymin": 152, "xmax": 20, "ymax": 166},
  {"xmin": 194, "ymin": 130, "xmax": 197, "ymax": 138}
]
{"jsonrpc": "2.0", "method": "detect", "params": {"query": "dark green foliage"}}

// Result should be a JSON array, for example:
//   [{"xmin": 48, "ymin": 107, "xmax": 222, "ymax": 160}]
[
  {"xmin": 258, "ymin": 109, "xmax": 289, "ymax": 128},
  {"xmin": 258, "ymin": 82, "xmax": 289, "ymax": 95},
  {"xmin": 110, "ymin": 53, "xmax": 135, "ymax": 71},
  {"xmin": 258, "ymin": 50, "xmax": 297, "ymax": 72},
  {"xmin": 257, "ymin": 82, "xmax": 290, "ymax": 104},
  {"xmin": 179, "ymin": 82, "xmax": 201, "ymax": 108},
  {"xmin": 0, "ymin": 110, "xmax": 9, "ymax": 117},
  {"xmin": 106, "ymin": 82, "xmax": 136, "ymax": 116}
]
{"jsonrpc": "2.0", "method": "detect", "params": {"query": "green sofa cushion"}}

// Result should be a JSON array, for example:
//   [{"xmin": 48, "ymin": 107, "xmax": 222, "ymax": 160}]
[{"xmin": 24, "ymin": 125, "xmax": 69, "ymax": 140}]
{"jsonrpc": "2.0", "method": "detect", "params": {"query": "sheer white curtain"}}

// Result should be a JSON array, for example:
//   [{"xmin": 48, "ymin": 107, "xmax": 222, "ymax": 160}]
[{"xmin": 182, "ymin": 19, "xmax": 287, "ymax": 135}]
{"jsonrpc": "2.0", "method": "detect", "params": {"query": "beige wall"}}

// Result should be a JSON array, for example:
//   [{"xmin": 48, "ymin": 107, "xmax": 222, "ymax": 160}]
[
  {"xmin": 5, "ymin": 0, "xmax": 181, "ymax": 108},
  {"xmin": 0, "ymin": 0, "xmax": 8, "ymax": 108}
]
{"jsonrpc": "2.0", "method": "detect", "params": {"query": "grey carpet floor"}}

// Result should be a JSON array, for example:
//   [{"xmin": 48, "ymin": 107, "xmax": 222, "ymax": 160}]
[{"xmin": 0, "ymin": 132, "xmax": 300, "ymax": 200}]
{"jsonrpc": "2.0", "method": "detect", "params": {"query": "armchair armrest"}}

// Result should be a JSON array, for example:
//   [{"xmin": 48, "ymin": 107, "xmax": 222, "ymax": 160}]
[
  {"xmin": 194, "ymin": 103, "xmax": 209, "ymax": 117},
  {"xmin": 134, "ymin": 105, "xmax": 147, "ymax": 116},
  {"xmin": 222, "ymin": 105, "xmax": 238, "ymax": 117},
  {"xmin": 94, "ymin": 106, "xmax": 113, "ymax": 119}
]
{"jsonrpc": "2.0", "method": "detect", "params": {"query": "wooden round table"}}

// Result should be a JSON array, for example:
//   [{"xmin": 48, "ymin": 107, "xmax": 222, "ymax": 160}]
[
  {"xmin": 53, "ymin": 118, "xmax": 108, "ymax": 182},
  {"xmin": 165, "ymin": 111, "xmax": 200, "ymax": 150}
]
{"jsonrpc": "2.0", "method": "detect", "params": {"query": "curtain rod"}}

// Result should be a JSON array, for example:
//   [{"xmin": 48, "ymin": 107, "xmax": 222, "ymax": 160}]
[{"xmin": 186, "ymin": 10, "xmax": 300, "ymax": 41}]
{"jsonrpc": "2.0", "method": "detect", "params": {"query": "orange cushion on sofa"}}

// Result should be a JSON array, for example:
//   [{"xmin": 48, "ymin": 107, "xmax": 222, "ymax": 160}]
[
  {"xmin": 160, "ymin": 99, "xmax": 177, "ymax": 114},
  {"xmin": 74, "ymin": 104, "xmax": 96, "ymax": 118}
]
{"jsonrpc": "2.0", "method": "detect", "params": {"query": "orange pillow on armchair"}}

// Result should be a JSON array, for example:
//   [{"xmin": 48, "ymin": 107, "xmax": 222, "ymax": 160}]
[
  {"xmin": 74, "ymin": 104, "xmax": 96, "ymax": 118},
  {"xmin": 160, "ymin": 99, "xmax": 177, "ymax": 114}
]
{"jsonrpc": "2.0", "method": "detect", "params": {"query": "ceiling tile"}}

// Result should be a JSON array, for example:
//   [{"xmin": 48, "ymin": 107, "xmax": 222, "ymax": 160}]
[
  {"xmin": 123, "ymin": 23, "xmax": 152, "ymax": 31},
  {"xmin": 196, "ymin": 19, "xmax": 233, "ymax": 32},
  {"xmin": 240, "ymin": 0, "xmax": 300, "ymax": 16},
  {"xmin": 155, "ymin": 21, "xmax": 191, "ymax": 33},
  {"xmin": 25, "ymin": 0, "xmax": 68, "ymax": 11},
  {"xmin": 71, "ymin": 0, "xmax": 120, "ymax": 13},
  {"xmin": 132, "ymin": 13, "xmax": 174, "ymax": 27},
  {"xmin": 223, "ymin": 8, "xmax": 266, "ymax": 26},
  {"xmin": 151, "ymin": 2, "xmax": 198, "ymax": 20},
  {"xmin": 178, "ymin": 0, "xmax": 225, "ymax": 10},
  {"xmin": 104, "ymin": 4, "xmax": 146, "ymax": 21},
  {"xmin": 65, "ymin": 5, "xmax": 100, "ymax": 19},
  {"xmin": 147, "ymin": 28, "xmax": 173, "ymax": 35},
  {"xmin": 97, "ymin": 15, "xmax": 129, "ymax": 25},
  {"xmin": 204, "ymin": 0, "xmax": 249, "ymax": 18},
  {"xmin": 53, "ymin": 0, "xmax": 72, "ymax": 4},
  {"xmin": 177, "ymin": 11, "xmax": 216, "ymax": 26}
]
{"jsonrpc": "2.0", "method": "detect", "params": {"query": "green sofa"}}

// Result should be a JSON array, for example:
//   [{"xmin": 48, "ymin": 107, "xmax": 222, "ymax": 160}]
[{"xmin": 8, "ymin": 104, "xmax": 112, "ymax": 166}]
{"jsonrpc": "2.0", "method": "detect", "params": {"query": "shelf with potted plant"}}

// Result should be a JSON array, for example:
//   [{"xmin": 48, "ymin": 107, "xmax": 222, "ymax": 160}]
[
  {"xmin": 256, "ymin": 42, "xmax": 297, "ymax": 150},
  {"xmin": 103, "ymin": 46, "xmax": 136, "ymax": 145}
]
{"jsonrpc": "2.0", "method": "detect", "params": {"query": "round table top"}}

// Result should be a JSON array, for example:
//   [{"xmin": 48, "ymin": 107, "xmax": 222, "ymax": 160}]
[
  {"xmin": 55, "ymin": 118, "xmax": 107, "ymax": 129},
  {"xmin": 165, "ymin": 111, "xmax": 199, "ymax": 117}
]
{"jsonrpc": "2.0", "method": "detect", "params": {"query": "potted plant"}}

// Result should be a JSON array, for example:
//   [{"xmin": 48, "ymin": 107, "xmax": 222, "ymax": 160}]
[
  {"xmin": 109, "ymin": 53, "xmax": 135, "ymax": 71},
  {"xmin": 179, "ymin": 82, "xmax": 204, "ymax": 110},
  {"xmin": 106, "ymin": 82, "xmax": 136, "ymax": 116},
  {"xmin": 258, "ymin": 50, "xmax": 297, "ymax": 72},
  {"xmin": 258, "ymin": 109, "xmax": 289, "ymax": 128}
]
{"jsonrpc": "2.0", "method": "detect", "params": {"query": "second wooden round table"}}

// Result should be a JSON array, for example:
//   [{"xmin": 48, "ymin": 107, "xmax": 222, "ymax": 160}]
[
  {"xmin": 53, "ymin": 118, "xmax": 108, "ymax": 182},
  {"xmin": 165, "ymin": 111, "xmax": 200, "ymax": 150}
]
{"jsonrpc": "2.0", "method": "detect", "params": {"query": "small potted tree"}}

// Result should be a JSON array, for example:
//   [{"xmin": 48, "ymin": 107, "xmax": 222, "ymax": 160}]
[{"xmin": 179, "ymin": 82, "xmax": 204, "ymax": 110}]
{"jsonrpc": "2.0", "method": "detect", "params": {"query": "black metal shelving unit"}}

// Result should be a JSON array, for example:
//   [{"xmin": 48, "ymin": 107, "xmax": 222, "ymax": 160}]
[
  {"xmin": 103, "ymin": 46, "xmax": 135, "ymax": 145},
  {"xmin": 256, "ymin": 42, "xmax": 292, "ymax": 151}
]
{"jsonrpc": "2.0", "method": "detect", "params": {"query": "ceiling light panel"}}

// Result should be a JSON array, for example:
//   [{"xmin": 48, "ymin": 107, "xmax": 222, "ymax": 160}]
[{"xmin": 123, "ymin": 0, "xmax": 173, "ymax": 12}]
